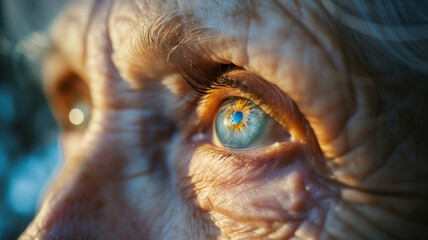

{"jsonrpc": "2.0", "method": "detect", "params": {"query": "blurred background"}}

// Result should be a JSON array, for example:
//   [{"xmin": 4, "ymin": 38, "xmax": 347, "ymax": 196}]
[{"xmin": 0, "ymin": 0, "xmax": 67, "ymax": 239}]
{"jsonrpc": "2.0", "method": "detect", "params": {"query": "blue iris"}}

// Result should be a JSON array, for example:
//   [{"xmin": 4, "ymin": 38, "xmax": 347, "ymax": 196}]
[{"xmin": 215, "ymin": 98, "xmax": 268, "ymax": 149}]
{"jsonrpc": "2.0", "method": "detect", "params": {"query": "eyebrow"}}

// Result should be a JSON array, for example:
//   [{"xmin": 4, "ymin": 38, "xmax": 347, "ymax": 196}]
[
  {"xmin": 131, "ymin": 11, "xmax": 217, "ymax": 67},
  {"xmin": 130, "ymin": 10, "xmax": 272, "ymax": 100}
]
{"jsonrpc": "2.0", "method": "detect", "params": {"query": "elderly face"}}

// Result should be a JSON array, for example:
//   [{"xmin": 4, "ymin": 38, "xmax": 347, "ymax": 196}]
[{"xmin": 19, "ymin": 0, "xmax": 428, "ymax": 239}]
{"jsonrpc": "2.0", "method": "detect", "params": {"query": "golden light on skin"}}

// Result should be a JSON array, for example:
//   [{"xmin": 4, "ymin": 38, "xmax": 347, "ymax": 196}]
[{"xmin": 69, "ymin": 108, "xmax": 85, "ymax": 126}]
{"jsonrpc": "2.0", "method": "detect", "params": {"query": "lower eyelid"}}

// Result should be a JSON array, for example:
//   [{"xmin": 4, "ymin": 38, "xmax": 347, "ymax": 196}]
[
  {"xmin": 191, "ymin": 141, "xmax": 305, "ymax": 180},
  {"xmin": 182, "ymin": 141, "xmax": 315, "ymax": 215}
]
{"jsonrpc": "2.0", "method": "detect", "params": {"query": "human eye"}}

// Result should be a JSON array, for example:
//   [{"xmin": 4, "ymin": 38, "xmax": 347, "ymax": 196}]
[
  {"xmin": 43, "ymin": 51, "xmax": 92, "ymax": 133},
  {"xmin": 180, "ymin": 64, "xmax": 314, "ymax": 164}
]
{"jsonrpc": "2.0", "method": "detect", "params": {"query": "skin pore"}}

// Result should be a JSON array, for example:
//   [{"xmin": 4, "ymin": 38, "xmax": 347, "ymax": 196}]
[{"xmin": 19, "ymin": 0, "xmax": 428, "ymax": 239}]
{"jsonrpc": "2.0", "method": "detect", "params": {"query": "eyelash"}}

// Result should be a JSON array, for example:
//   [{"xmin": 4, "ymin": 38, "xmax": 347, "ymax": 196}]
[
  {"xmin": 182, "ymin": 64, "xmax": 241, "ymax": 96},
  {"xmin": 180, "ymin": 64, "xmax": 266, "ymax": 112}
]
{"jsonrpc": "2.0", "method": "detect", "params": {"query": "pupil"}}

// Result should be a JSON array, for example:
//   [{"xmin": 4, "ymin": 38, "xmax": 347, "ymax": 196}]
[{"xmin": 232, "ymin": 111, "xmax": 243, "ymax": 124}]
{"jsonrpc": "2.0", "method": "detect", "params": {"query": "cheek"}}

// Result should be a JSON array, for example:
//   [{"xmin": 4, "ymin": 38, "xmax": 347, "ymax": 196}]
[
  {"xmin": 23, "ymin": 151, "xmax": 144, "ymax": 238},
  {"xmin": 29, "ymin": 125, "xmax": 182, "ymax": 238},
  {"xmin": 179, "ymin": 143, "xmax": 338, "ymax": 239}
]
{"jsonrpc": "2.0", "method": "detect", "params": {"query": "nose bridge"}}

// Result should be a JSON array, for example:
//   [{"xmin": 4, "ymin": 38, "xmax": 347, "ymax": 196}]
[
  {"xmin": 19, "ymin": 154, "xmax": 114, "ymax": 239},
  {"xmin": 19, "ymin": 1, "xmax": 177, "ymax": 238},
  {"xmin": 19, "ymin": 110, "xmax": 175, "ymax": 239}
]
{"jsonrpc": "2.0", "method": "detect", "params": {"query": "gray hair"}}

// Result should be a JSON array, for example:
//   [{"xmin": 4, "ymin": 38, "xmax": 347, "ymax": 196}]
[
  {"xmin": 320, "ymin": 0, "xmax": 428, "ymax": 139},
  {"xmin": 322, "ymin": 0, "xmax": 428, "ymax": 76}
]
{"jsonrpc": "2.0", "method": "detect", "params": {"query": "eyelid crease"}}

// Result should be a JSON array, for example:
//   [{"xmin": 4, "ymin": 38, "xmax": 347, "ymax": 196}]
[
  {"xmin": 180, "ymin": 63, "xmax": 241, "ymax": 95},
  {"xmin": 193, "ymin": 140, "xmax": 306, "ymax": 177},
  {"xmin": 180, "ymin": 63, "xmax": 268, "ymax": 113}
]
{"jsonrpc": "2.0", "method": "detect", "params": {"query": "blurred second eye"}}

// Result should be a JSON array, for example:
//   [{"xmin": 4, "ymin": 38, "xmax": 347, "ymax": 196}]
[
  {"xmin": 68, "ymin": 101, "xmax": 91, "ymax": 128},
  {"xmin": 214, "ymin": 97, "xmax": 290, "ymax": 149}
]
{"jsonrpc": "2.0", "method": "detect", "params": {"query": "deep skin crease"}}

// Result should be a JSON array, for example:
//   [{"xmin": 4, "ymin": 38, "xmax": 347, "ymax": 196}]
[{"xmin": 19, "ymin": 0, "xmax": 428, "ymax": 239}]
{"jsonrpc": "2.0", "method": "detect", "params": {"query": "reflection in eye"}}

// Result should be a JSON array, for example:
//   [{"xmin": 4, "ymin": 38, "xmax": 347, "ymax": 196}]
[{"xmin": 215, "ymin": 97, "xmax": 290, "ymax": 149}]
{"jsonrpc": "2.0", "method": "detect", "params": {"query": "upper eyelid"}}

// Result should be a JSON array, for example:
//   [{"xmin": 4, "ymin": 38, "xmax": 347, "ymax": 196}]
[
  {"xmin": 203, "ymin": 76, "xmax": 264, "ymax": 103},
  {"xmin": 180, "ymin": 63, "xmax": 266, "ymax": 104},
  {"xmin": 179, "ymin": 64, "xmax": 237, "ymax": 95},
  {"xmin": 190, "ymin": 73, "xmax": 283, "ymax": 127}
]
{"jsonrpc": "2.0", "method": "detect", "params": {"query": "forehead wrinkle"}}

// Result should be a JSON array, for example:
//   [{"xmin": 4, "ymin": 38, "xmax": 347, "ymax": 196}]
[
  {"xmin": 111, "ymin": 7, "xmax": 225, "ymax": 85},
  {"xmin": 110, "ymin": 0, "xmax": 317, "ymax": 87}
]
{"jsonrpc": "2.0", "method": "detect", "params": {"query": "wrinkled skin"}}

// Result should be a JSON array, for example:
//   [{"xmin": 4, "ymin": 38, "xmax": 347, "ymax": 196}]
[{"xmin": 19, "ymin": 0, "xmax": 428, "ymax": 239}]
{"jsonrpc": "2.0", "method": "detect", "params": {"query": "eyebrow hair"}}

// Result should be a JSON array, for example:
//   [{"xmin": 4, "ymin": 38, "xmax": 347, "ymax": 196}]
[
  {"xmin": 132, "ymin": 11, "xmax": 217, "ymax": 68},
  {"xmin": 134, "ymin": 12, "xmax": 262, "ymax": 104}
]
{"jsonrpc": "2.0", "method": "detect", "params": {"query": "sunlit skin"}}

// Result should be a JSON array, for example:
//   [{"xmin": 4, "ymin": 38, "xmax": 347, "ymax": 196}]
[{"xmin": 19, "ymin": 0, "xmax": 428, "ymax": 239}]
